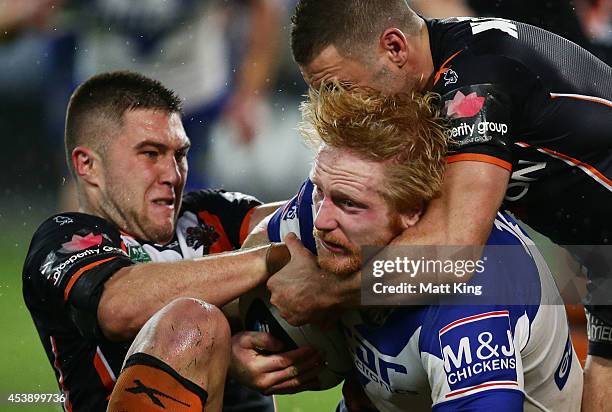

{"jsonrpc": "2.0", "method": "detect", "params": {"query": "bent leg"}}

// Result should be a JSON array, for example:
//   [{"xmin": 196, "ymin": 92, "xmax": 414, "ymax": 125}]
[{"xmin": 108, "ymin": 297, "xmax": 231, "ymax": 412}]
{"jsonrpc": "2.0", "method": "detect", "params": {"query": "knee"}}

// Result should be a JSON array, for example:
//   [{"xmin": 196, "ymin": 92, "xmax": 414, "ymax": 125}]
[{"xmin": 153, "ymin": 298, "xmax": 231, "ymax": 358}]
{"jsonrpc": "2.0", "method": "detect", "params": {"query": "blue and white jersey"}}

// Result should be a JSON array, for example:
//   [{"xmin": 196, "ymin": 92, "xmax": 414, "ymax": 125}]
[{"xmin": 268, "ymin": 179, "xmax": 582, "ymax": 412}]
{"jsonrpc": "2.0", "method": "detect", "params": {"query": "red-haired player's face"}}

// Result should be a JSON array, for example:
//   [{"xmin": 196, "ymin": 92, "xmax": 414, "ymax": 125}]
[
  {"xmin": 99, "ymin": 109, "xmax": 190, "ymax": 244},
  {"xmin": 311, "ymin": 146, "xmax": 409, "ymax": 276}
]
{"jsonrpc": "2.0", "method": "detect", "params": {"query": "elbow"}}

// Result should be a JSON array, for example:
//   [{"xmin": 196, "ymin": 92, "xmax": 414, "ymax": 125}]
[{"xmin": 97, "ymin": 291, "xmax": 142, "ymax": 342}]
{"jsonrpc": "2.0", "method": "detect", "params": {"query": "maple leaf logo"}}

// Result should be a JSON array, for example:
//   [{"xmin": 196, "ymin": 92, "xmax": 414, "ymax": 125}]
[
  {"xmin": 445, "ymin": 91, "xmax": 485, "ymax": 118},
  {"xmin": 60, "ymin": 233, "xmax": 103, "ymax": 253}
]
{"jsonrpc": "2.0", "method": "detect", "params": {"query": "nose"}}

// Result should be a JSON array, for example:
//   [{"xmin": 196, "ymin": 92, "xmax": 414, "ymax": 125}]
[
  {"xmin": 159, "ymin": 155, "xmax": 183, "ymax": 187},
  {"xmin": 314, "ymin": 197, "xmax": 339, "ymax": 232}
]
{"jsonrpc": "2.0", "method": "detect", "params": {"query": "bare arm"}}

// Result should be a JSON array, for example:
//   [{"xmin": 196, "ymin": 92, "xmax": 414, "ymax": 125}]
[
  {"xmin": 98, "ymin": 245, "xmax": 271, "ymax": 341},
  {"xmin": 247, "ymin": 202, "xmax": 285, "ymax": 234},
  {"xmin": 392, "ymin": 161, "xmax": 508, "ymax": 246},
  {"xmin": 268, "ymin": 161, "xmax": 510, "ymax": 325},
  {"xmin": 99, "ymin": 201, "xmax": 287, "ymax": 341}
]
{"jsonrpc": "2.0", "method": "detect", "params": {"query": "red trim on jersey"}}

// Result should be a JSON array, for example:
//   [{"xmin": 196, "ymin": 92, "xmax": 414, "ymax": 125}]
[
  {"xmin": 94, "ymin": 347, "xmax": 116, "ymax": 396},
  {"xmin": 439, "ymin": 310, "xmax": 510, "ymax": 335},
  {"xmin": 197, "ymin": 211, "xmax": 233, "ymax": 253},
  {"xmin": 239, "ymin": 208, "xmax": 256, "ymax": 246},
  {"xmin": 50, "ymin": 336, "xmax": 73, "ymax": 411},
  {"xmin": 433, "ymin": 50, "xmax": 463, "ymax": 86},
  {"xmin": 445, "ymin": 380, "xmax": 519, "ymax": 398},
  {"xmin": 516, "ymin": 141, "xmax": 612, "ymax": 192},
  {"xmin": 63, "ymin": 257, "xmax": 118, "ymax": 301},
  {"xmin": 447, "ymin": 153, "xmax": 512, "ymax": 171}
]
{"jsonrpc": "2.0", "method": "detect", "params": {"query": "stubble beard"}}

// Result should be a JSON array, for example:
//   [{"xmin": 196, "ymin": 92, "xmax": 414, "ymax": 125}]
[{"xmin": 101, "ymin": 177, "xmax": 175, "ymax": 244}]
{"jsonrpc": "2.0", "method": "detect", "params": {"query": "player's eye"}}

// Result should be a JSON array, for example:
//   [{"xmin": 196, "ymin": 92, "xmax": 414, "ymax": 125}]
[
  {"xmin": 142, "ymin": 150, "xmax": 159, "ymax": 159},
  {"xmin": 339, "ymin": 199, "xmax": 356, "ymax": 208}
]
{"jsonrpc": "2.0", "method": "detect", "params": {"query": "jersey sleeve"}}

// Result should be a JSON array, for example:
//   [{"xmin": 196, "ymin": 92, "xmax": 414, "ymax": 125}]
[
  {"xmin": 421, "ymin": 306, "xmax": 526, "ymax": 411},
  {"xmin": 267, "ymin": 179, "xmax": 317, "ymax": 254},
  {"xmin": 432, "ymin": 43, "xmax": 538, "ymax": 172},
  {"xmin": 441, "ymin": 83, "xmax": 515, "ymax": 171},
  {"xmin": 182, "ymin": 189, "xmax": 262, "ymax": 248},
  {"xmin": 23, "ymin": 213, "xmax": 134, "ymax": 338}
]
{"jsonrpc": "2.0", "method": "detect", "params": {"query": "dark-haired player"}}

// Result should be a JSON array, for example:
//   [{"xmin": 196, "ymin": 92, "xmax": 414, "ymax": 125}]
[{"xmin": 22, "ymin": 71, "xmax": 302, "ymax": 411}]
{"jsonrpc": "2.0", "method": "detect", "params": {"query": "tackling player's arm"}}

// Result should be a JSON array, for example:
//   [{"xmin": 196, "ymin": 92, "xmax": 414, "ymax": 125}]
[
  {"xmin": 99, "ymin": 245, "xmax": 272, "ymax": 341},
  {"xmin": 99, "ymin": 202, "xmax": 287, "ymax": 342}
]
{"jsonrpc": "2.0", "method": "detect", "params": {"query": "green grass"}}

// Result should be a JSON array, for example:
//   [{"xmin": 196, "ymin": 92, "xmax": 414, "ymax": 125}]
[
  {"xmin": 0, "ymin": 211, "xmax": 341, "ymax": 411},
  {"xmin": 0, "ymin": 213, "xmax": 62, "ymax": 411}
]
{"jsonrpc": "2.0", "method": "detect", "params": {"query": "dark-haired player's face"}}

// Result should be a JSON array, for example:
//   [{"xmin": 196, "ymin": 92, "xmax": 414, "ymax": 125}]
[
  {"xmin": 311, "ymin": 146, "xmax": 410, "ymax": 276},
  {"xmin": 301, "ymin": 45, "xmax": 410, "ymax": 95},
  {"xmin": 99, "ymin": 109, "xmax": 189, "ymax": 244}
]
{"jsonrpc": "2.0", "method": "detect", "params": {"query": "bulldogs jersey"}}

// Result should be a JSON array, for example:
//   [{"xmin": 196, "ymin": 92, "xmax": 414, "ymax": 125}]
[
  {"xmin": 22, "ymin": 190, "xmax": 271, "ymax": 412},
  {"xmin": 427, "ymin": 17, "xmax": 611, "ymax": 245},
  {"xmin": 268, "ymin": 180, "xmax": 582, "ymax": 411}
]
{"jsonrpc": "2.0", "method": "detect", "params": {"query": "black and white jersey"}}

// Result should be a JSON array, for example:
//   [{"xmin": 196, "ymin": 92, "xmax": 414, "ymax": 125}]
[
  {"xmin": 22, "ymin": 190, "xmax": 270, "ymax": 411},
  {"xmin": 427, "ymin": 17, "xmax": 612, "ymax": 245}
]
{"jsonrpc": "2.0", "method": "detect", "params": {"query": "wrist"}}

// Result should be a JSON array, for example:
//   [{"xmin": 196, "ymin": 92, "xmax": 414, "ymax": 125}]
[{"xmin": 265, "ymin": 243, "xmax": 290, "ymax": 276}]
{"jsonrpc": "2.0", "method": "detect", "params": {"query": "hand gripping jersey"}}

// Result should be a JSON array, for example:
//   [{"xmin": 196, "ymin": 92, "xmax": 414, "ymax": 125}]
[
  {"xmin": 22, "ymin": 190, "xmax": 271, "ymax": 412},
  {"xmin": 427, "ymin": 17, "xmax": 611, "ymax": 245},
  {"xmin": 268, "ymin": 180, "xmax": 582, "ymax": 411}
]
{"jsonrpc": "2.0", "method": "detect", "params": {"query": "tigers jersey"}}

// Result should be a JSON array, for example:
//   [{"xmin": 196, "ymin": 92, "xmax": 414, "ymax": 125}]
[
  {"xmin": 22, "ymin": 189, "xmax": 271, "ymax": 412},
  {"xmin": 427, "ymin": 17, "xmax": 611, "ymax": 245},
  {"xmin": 268, "ymin": 180, "xmax": 582, "ymax": 411}
]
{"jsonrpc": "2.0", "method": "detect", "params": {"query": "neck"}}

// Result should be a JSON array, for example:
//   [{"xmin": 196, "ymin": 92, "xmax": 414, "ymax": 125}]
[{"xmin": 416, "ymin": 22, "xmax": 434, "ymax": 91}]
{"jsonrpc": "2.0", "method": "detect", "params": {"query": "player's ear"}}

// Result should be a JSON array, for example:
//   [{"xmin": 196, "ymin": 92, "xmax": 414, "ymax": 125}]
[
  {"xmin": 379, "ymin": 28, "xmax": 409, "ymax": 68},
  {"xmin": 72, "ymin": 146, "xmax": 102, "ymax": 186},
  {"xmin": 399, "ymin": 207, "xmax": 422, "ymax": 228}
]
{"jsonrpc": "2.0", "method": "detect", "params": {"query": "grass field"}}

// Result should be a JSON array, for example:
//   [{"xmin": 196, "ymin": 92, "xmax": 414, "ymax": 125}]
[{"xmin": 0, "ymin": 208, "xmax": 341, "ymax": 411}]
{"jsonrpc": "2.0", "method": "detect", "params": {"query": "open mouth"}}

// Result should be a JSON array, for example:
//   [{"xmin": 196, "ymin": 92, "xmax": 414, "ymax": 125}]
[
  {"xmin": 320, "ymin": 238, "xmax": 348, "ymax": 254},
  {"xmin": 152, "ymin": 198, "xmax": 175, "ymax": 208}
]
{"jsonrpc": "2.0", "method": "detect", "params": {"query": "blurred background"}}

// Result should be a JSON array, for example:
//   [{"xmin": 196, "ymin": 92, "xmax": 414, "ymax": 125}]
[{"xmin": 0, "ymin": 0, "xmax": 609, "ymax": 410}]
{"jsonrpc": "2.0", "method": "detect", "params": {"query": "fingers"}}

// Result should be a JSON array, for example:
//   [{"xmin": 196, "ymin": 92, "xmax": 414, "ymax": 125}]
[
  {"xmin": 283, "ymin": 232, "xmax": 313, "ymax": 258},
  {"xmin": 242, "ymin": 345, "xmax": 323, "ymax": 394},
  {"xmin": 261, "ymin": 351, "xmax": 324, "ymax": 395},
  {"xmin": 257, "ymin": 346, "xmax": 320, "ymax": 373},
  {"xmin": 239, "ymin": 331, "xmax": 285, "ymax": 353}
]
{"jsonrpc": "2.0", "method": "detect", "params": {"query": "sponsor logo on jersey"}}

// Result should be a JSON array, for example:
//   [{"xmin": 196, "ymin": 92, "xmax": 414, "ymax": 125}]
[
  {"xmin": 449, "ymin": 121, "xmax": 508, "ymax": 145},
  {"xmin": 344, "ymin": 327, "xmax": 416, "ymax": 395},
  {"xmin": 283, "ymin": 204, "xmax": 298, "ymax": 220},
  {"xmin": 185, "ymin": 223, "xmax": 219, "ymax": 253},
  {"xmin": 433, "ymin": 50, "xmax": 463, "ymax": 87},
  {"xmin": 444, "ymin": 69, "xmax": 458, "ymax": 86},
  {"xmin": 53, "ymin": 216, "xmax": 74, "ymax": 226},
  {"xmin": 126, "ymin": 244, "xmax": 152, "ymax": 263},
  {"xmin": 59, "ymin": 233, "xmax": 103, "ymax": 253},
  {"xmin": 505, "ymin": 159, "xmax": 547, "ymax": 202},
  {"xmin": 587, "ymin": 312, "xmax": 612, "ymax": 343},
  {"xmin": 41, "ymin": 245, "xmax": 125, "ymax": 286},
  {"xmin": 439, "ymin": 310, "xmax": 518, "ymax": 394},
  {"xmin": 445, "ymin": 91, "xmax": 485, "ymax": 118},
  {"xmin": 554, "ymin": 334, "xmax": 573, "ymax": 390}
]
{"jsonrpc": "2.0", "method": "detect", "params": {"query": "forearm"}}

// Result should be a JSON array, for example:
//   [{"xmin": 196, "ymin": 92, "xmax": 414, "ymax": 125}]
[
  {"xmin": 394, "ymin": 162, "xmax": 508, "ymax": 247},
  {"xmin": 99, "ymin": 245, "xmax": 269, "ymax": 341}
]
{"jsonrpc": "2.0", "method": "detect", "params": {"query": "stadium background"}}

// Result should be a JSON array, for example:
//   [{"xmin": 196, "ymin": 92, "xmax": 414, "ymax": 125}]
[{"xmin": 1, "ymin": 0, "xmax": 607, "ymax": 410}]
